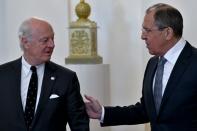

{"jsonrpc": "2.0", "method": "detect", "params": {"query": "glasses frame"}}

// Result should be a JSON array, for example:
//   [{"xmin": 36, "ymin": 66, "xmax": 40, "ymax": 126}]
[{"xmin": 142, "ymin": 27, "xmax": 167, "ymax": 34}]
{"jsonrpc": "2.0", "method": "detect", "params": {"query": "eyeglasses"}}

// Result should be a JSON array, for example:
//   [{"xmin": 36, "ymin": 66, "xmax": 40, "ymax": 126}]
[{"xmin": 141, "ymin": 27, "xmax": 167, "ymax": 34}]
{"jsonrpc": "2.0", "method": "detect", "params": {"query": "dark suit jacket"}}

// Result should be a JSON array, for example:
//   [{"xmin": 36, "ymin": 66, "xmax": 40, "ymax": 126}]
[
  {"xmin": 102, "ymin": 42, "xmax": 197, "ymax": 131},
  {"xmin": 0, "ymin": 58, "xmax": 89, "ymax": 131}
]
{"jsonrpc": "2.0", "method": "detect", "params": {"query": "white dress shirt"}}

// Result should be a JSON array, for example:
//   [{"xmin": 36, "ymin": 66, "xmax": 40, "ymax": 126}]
[
  {"xmin": 100, "ymin": 37, "xmax": 186, "ymax": 122},
  {"xmin": 21, "ymin": 57, "xmax": 45, "ymax": 112},
  {"xmin": 156, "ymin": 38, "xmax": 186, "ymax": 96}
]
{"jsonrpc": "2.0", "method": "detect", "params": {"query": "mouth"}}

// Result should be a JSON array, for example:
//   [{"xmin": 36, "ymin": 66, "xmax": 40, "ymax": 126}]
[
  {"xmin": 145, "ymin": 42, "xmax": 149, "ymax": 48},
  {"xmin": 45, "ymin": 50, "xmax": 53, "ymax": 56}
]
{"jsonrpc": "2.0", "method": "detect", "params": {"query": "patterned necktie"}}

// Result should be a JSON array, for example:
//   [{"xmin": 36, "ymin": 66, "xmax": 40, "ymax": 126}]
[
  {"xmin": 24, "ymin": 66, "xmax": 38, "ymax": 129},
  {"xmin": 154, "ymin": 57, "xmax": 167, "ymax": 113}
]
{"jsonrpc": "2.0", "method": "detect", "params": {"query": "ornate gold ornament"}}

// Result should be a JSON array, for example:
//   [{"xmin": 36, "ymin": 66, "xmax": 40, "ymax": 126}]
[{"xmin": 65, "ymin": 0, "xmax": 103, "ymax": 64}]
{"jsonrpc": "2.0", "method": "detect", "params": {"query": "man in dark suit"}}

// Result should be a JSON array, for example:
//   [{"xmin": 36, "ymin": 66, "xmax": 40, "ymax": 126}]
[
  {"xmin": 0, "ymin": 17, "xmax": 89, "ymax": 131},
  {"xmin": 85, "ymin": 3, "xmax": 197, "ymax": 131}
]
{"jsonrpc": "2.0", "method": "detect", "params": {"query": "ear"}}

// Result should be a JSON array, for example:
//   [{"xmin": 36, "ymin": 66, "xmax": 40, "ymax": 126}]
[
  {"xmin": 20, "ymin": 37, "xmax": 29, "ymax": 49},
  {"xmin": 165, "ymin": 27, "xmax": 174, "ymax": 40}
]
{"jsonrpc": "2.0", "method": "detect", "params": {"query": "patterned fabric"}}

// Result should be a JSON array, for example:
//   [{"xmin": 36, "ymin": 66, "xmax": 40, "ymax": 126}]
[{"xmin": 24, "ymin": 66, "xmax": 38, "ymax": 129}]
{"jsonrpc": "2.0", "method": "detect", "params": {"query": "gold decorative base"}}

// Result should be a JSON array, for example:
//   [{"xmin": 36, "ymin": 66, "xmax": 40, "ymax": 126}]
[{"xmin": 65, "ymin": 56, "xmax": 102, "ymax": 64}]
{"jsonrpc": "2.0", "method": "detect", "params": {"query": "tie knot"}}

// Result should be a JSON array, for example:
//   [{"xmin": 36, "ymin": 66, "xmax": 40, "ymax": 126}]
[
  {"xmin": 30, "ymin": 66, "xmax": 37, "ymax": 73},
  {"xmin": 158, "ymin": 57, "xmax": 167, "ymax": 65}
]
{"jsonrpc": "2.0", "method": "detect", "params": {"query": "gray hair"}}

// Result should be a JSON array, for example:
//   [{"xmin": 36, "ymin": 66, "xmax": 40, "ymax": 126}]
[
  {"xmin": 18, "ymin": 18, "xmax": 34, "ymax": 50},
  {"xmin": 18, "ymin": 17, "xmax": 49, "ymax": 50},
  {"xmin": 146, "ymin": 3, "xmax": 183, "ymax": 38},
  {"xmin": 18, "ymin": 20, "xmax": 32, "ymax": 39}
]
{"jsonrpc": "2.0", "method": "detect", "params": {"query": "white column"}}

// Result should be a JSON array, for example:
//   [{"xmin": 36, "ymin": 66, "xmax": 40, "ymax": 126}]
[
  {"xmin": 65, "ymin": 64, "xmax": 111, "ymax": 131},
  {"xmin": 0, "ymin": 0, "xmax": 5, "ymax": 64}
]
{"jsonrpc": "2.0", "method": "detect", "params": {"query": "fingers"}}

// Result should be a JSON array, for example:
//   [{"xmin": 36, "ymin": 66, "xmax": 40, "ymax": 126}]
[
  {"xmin": 84, "ymin": 94, "xmax": 102, "ymax": 119},
  {"xmin": 85, "ymin": 101, "xmax": 102, "ymax": 119},
  {"xmin": 84, "ymin": 94, "xmax": 94, "ymax": 103},
  {"xmin": 84, "ymin": 94, "xmax": 100, "ymax": 111},
  {"xmin": 84, "ymin": 94, "xmax": 100, "ymax": 107},
  {"xmin": 84, "ymin": 95, "xmax": 93, "ymax": 110},
  {"xmin": 85, "ymin": 102, "xmax": 91, "ymax": 112}
]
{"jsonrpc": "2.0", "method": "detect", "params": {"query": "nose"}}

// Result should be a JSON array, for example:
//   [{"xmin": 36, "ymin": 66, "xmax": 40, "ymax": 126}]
[
  {"xmin": 141, "ymin": 32, "xmax": 146, "ymax": 40},
  {"xmin": 141, "ymin": 32, "xmax": 145, "ymax": 40},
  {"xmin": 48, "ymin": 38, "xmax": 55, "ymax": 48}
]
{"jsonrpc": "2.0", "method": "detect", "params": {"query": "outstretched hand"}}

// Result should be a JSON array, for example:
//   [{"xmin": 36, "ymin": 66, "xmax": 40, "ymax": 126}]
[{"xmin": 84, "ymin": 95, "xmax": 102, "ymax": 120}]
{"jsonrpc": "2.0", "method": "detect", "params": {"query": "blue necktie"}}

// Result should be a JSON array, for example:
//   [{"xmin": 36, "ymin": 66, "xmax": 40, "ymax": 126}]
[
  {"xmin": 154, "ymin": 57, "xmax": 167, "ymax": 113},
  {"xmin": 24, "ymin": 66, "xmax": 38, "ymax": 129}
]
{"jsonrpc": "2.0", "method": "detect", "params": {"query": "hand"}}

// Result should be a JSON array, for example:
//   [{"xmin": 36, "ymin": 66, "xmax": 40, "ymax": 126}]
[{"xmin": 84, "ymin": 95, "xmax": 102, "ymax": 120}]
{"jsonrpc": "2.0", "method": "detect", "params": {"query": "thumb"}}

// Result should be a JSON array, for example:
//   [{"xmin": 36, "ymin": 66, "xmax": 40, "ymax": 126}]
[{"xmin": 84, "ymin": 94, "xmax": 94, "ymax": 102}]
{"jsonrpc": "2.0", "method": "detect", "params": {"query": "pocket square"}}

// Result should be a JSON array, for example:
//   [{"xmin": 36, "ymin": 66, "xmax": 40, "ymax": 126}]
[{"xmin": 49, "ymin": 94, "xmax": 59, "ymax": 99}]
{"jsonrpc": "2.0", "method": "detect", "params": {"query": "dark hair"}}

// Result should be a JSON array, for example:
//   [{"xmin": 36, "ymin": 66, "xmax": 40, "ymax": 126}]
[{"xmin": 146, "ymin": 3, "xmax": 183, "ymax": 37}]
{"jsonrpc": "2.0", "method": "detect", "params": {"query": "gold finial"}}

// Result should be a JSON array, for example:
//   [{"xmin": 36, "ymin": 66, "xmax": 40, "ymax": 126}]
[{"xmin": 75, "ymin": 0, "xmax": 91, "ymax": 20}]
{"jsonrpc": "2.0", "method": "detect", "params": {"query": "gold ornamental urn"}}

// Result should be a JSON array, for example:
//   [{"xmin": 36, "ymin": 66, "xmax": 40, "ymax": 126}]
[{"xmin": 65, "ymin": 0, "xmax": 103, "ymax": 64}]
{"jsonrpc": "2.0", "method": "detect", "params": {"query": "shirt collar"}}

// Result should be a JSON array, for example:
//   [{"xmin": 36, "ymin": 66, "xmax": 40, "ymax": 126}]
[
  {"xmin": 164, "ymin": 37, "xmax": 186, "ymax": 65},
  {"xmin": 22, "ymin": 56, "xmax": 45, "ymax": 76}
]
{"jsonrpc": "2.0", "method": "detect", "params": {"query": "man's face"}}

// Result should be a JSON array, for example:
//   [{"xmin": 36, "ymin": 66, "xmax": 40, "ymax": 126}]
[
  {"xmin": 23, "ymin": 21, "xmax": 55, "ymax": 65},
  {"xmin": 141, "ymin": 11, "xmax": 167, "ymax": 56}
]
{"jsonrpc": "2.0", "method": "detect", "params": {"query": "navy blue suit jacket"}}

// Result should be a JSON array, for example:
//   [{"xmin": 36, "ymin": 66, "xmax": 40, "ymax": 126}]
[
  {"xmin": 102, "ymin": 42, "xmax": 197, "ymax": 131},
  {"xmin": 0, "ymin": 58, "xmax": 89, "ymax": 131}
]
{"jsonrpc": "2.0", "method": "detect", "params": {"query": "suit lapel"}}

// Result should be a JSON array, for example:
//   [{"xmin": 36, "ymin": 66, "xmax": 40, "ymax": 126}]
[
  {"xmin": 11, "ymin": 58, "xmax": 27, "ymax": 128},
  {"xmin": 32, "ymin": 62, "xmax": 57, "ymax": 126},
  {"xmin": 159, "ymin": 42, "xmax": 192, "ymax": 115},
  {"xmin": 144, "ymin": 57, "xmax": 158, "ymax": 119}
]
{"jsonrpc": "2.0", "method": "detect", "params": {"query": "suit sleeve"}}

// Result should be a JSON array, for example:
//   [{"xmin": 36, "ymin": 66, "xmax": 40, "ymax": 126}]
[
  {"xmin": 101, "ymin": 58, "xmax": 156, "ymax": 126},
  {"xmin": 65, "ymin": 73, "xmax": 90, "ymax": 131},
  {"xmin": 101, "ymin": 97, "xmax": 149, "ymax": 126}
]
